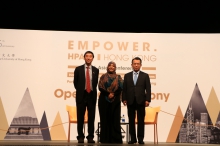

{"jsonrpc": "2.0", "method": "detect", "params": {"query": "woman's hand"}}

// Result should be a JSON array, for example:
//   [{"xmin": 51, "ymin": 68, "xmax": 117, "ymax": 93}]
[{"xmin": 108, "ymin": 92, "xmax": 114, "ymax": 99}]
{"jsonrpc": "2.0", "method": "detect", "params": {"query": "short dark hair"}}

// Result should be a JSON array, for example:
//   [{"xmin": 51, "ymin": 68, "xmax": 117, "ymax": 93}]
[
  {"xmin": 132, "ymin": 57, "xmax": 142, "ymax": 64},
  {"xmin": 84, "ymin": 51, "xmax": 94, "ymax": 58}
]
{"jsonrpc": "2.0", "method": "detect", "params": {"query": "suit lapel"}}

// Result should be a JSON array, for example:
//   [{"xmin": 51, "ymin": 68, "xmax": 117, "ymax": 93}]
[
  {"xmin": 129, "ymin": 71, "xmax": 135, "ymax": 85},
  {"xmin": 81, "ymin": 65, "xmax": 85, "ymax": 85},
  {"xmin": 91, "ymin": 66, "xmax": 96, "ymax": 84},
  {"xmin": 136, "ymin": 71, "xmax": 142, "ymax": 85}
]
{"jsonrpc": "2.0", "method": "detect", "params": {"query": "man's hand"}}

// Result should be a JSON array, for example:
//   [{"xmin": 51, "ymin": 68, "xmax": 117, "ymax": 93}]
[
  {"xmin": 145, "ymin": 101, "xmax": 150, "ymax": 107},
  {"xmin": 123, "ymin": 100, "xmax": 127, "ymax": 106}
]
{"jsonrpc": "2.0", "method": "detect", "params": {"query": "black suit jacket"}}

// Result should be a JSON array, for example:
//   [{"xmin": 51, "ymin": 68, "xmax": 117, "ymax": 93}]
[
  {"xmin": 73, "ymin": 64, "xmax": 99, "ymax": 104},
  {"xmin": 122, "ymin": 71, "xmax": 151, "ymax": 105}
]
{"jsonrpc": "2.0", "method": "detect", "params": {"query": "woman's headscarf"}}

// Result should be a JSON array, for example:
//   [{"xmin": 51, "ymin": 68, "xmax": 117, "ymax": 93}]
[{"xmin": 98, "ymin": 61, "xmax": 123, "ymax": 102}]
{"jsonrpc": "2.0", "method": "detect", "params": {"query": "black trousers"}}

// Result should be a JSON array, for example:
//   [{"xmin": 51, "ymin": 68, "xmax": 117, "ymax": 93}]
[
  {"xmin": 76, "ymin": 90, "xmax": 96, "ymax": 140},
  {"xmin": 127, "ymin": 99, "xmax": 145, "ymax": 142}
]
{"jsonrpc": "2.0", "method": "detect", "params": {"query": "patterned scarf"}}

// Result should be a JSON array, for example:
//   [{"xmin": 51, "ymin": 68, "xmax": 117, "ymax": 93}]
[{"xmin": 98, "ymin": 61, "xmax": 123, "ymax": 102}]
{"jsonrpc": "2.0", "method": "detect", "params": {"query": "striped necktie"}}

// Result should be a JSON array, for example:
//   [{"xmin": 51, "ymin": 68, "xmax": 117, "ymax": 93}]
[{"xmin": 134, "ymin": 72, "xmax": 138, "ymax": 85}]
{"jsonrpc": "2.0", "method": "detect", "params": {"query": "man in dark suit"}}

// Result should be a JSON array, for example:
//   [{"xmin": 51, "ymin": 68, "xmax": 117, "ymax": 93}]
[
  {"xmin": 74, "ymin": 51, "xmax": 99, "ymax": 143},
  {"xmin": 122, "ymin": 57, "xmax": 151, "ymax": 144}
]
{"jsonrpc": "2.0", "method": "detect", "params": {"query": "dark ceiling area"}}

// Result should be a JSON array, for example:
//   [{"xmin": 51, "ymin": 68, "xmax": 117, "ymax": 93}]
[{"xmin": 1, "ymin": 2, "xmax": 219, "ymax": 33}]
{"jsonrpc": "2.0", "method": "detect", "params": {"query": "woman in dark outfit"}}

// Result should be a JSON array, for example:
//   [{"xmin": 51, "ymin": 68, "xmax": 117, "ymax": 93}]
[{"xmin": 98, "ymin": 61, "xmax": 123, "ymax": 143}]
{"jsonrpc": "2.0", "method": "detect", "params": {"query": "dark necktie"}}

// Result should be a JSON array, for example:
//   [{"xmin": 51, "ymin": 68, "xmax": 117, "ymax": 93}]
[{"xmin": 86, "ymin": 67, "xmax": 91, "ymax": 93}]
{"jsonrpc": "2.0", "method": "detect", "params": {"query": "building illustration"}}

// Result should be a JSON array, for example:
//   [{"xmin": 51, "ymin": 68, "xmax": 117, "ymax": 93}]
[
  {"xmin": 177, "ymin": 84, "xmax": 220, "ymax": 144},
  {"xmin": 4, "ymin": 88, "xmax": 43, "ymax": 140}
]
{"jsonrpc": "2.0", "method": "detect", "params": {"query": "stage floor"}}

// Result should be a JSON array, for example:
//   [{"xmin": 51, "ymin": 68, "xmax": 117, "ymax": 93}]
[{"xmin": 0, "ymin": 141, "xmax": 219, "ymax": 146}]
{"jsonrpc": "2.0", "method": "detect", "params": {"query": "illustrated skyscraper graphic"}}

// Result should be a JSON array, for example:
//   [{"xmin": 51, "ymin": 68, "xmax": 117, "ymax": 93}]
[
  {"xmin": 186, "ymin": 102, "xmax": 195, "ymax": 142},
  {"xmin": 4, "ymin": 88, "xmax": 43, "ymax": 140},
  {"xmin": 176, "ymin": 84, "xmax": 214, "ymax": 144}
]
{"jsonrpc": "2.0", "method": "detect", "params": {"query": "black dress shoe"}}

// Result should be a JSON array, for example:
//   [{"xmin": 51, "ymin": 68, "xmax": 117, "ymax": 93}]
[
  {"xmin": 128, "ymin": 141, "xmax": 136, "ymax": 144},
  {"xmin": 78, "ymin": 137, "xmax": 84, "ymax": 143},
  {"xmin": 88, "ymin": 138, "xmax": 95, "ymax": 143},
  {"xmin": 138, "ymin": 141, "xmax": 145, "ymax": 144}
]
